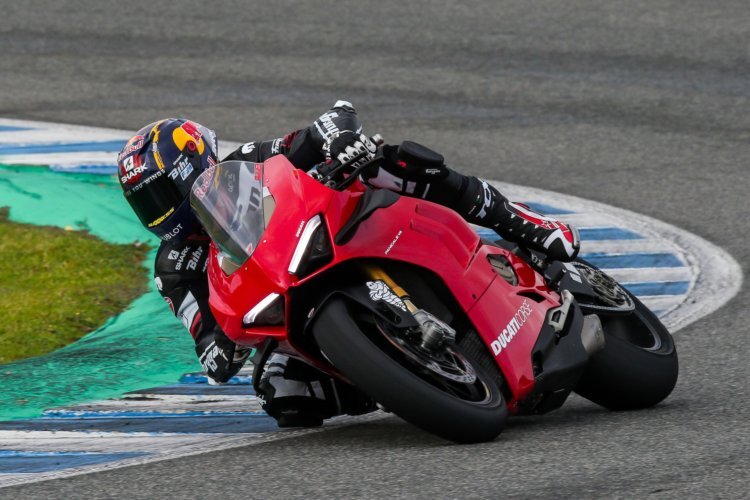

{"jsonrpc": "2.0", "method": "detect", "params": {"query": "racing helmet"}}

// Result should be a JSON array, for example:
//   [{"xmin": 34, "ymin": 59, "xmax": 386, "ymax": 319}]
[{"xmin": 117, "ymin": 118, "xmax": 218, "ymax": 241}]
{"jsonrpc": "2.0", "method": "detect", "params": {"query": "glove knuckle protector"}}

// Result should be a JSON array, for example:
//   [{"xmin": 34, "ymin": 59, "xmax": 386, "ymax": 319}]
[
  {"xmin": 195, "ymin": 327, "xmax": 247, "ymax": 383},
  {"xmin": 324, "ymin": 130, "xmax": 376, "ymax": 168}
]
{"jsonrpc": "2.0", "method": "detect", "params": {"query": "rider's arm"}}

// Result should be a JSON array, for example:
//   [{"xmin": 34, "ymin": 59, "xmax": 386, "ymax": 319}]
[
  {"xmin": 221, "ymin": 100, "xmax": 363, "ymax": 170},
  {"xmin": 153, "ymin": 236, "xmax": 249, "ymax": 383}
]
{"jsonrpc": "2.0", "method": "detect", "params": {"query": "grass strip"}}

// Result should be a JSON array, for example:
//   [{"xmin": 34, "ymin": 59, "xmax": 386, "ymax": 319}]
[{"xmin": 0, "ymin": 207, "xmax": 150, "ymax": 363}]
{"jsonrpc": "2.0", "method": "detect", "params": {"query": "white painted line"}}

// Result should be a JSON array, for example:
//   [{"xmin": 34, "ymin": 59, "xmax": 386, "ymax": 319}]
[
  {"xmin": 46, "ymin": 398, "xmax": 265, "ymax": 413},
  {"xmin": 577, "ymin": 239, "xmax": 690, "ymax": 255},
  {"xmin": 601, "ymin": 267, "xmax": 694, "ymax": 284},
  {"xmin": 0, "ymin": 412, "xmax": 388, "ymax": 488},
  {"xmin": 638, "ymin": 295, "xmax": 690, "ymax": 312}
]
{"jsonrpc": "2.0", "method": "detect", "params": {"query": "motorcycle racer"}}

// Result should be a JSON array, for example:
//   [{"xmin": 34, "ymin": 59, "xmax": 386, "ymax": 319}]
[{"xmin": 117, "ymin": 101, "xmax": 580, "ymax": 427}]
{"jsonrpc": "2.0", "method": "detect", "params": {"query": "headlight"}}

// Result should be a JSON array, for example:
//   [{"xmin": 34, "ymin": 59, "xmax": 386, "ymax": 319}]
[
  {"xmin": 288, "ymin": 214, "xmax": 333, "ymax": 277},
  {"xmin": 242, "ymin": 293, "xmax": 285, "ymax": 327}
]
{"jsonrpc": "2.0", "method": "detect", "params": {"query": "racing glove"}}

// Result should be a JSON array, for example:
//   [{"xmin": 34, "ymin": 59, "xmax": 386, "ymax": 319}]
[
  {"xmin": 195, "ymin": 326, "xmax": 251, "ymax": 384},
  {"xmin": 323, "ymin": 130, "xmax": 377, "ymax": 170}
]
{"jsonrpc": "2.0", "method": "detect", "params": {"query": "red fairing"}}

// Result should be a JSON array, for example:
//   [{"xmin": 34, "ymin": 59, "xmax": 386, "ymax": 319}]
[{"xmin": 206, "ymin": 155, "xmax": 563, "ymax": 408}]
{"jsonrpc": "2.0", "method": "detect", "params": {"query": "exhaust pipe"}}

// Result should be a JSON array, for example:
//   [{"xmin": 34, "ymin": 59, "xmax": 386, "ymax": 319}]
[{"xmin": 580, "ymin": 314, "xmax": 606, "ymax": 356}]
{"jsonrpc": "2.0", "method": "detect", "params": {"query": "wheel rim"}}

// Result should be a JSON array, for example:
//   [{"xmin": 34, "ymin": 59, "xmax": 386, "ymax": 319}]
[
  {"xmin": 574, "ymin": 262, "xmax": 635, "ymax": 313},
  {"xmin": 574, "ymin": 263, "xmax": 664, "ymax": 351},
  {"xmin": 373, "ymin": 318, "xmax": 494, "ymax": 405}
]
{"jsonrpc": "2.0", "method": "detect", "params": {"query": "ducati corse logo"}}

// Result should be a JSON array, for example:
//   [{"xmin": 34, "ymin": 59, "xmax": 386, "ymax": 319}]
[{"xmin": 491, "ymin": 300, "xmax": 533, "ymax": 356}]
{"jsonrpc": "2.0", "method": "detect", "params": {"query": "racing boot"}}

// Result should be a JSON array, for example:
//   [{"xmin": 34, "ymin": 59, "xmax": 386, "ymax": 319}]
[{"xmin": 453, "ymin": 177, "xmax": 581, "ymax": 262}]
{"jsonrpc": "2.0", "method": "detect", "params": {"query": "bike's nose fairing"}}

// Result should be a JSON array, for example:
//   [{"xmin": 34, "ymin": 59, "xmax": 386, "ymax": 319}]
[{"xmin": 190, "ymin": 157, "xmax": 343, "ymax": 345}]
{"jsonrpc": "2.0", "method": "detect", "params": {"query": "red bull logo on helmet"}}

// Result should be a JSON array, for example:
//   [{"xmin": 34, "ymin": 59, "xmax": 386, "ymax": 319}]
[
  {"xmin": 172, "ymin": 121, "xmax": 205, "ymax": 155},
  {"xmin": 117, "ymin": 135, "xmax": 145, "ymax": 163}
]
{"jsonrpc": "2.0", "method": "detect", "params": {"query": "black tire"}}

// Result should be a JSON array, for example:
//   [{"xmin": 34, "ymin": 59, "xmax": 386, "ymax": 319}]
[
  {"xmin": 312, "ymin": 298, "xmax": 507, "ymax": 443},
  {"xmin": 574, "ymin": 292, "xmax": 679, "ymax": 410}
]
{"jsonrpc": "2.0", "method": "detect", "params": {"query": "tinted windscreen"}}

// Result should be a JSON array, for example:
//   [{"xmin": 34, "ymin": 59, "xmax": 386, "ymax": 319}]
[{"xmin": 189, "ymin": 161, "xmax": 268, "ymax": 267}]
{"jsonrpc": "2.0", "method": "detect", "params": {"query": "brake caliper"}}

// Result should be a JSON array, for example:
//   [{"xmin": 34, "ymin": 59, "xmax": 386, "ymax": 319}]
[{"xmin": 412, "ymin": 309, "xmax": 457, "ymax": 352}]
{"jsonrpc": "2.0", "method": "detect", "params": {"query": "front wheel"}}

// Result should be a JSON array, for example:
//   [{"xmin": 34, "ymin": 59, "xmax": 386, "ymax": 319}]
[
  {"xmin": 573, "ymin": 264, "xmax": 679, "ymax": 410},
  {"xmin": 312, "ymin": 298, "xmax": 507, "ymax": 443}
]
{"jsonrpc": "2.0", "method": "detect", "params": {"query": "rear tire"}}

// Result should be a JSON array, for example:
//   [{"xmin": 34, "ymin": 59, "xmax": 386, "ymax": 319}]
[
  {"xmin": 312, "ymin": 298, "xmax": 507, "ymax": 443},
  {"xmin": 574, "ymin": 292, "xmax": 678, "ymax": 410}
]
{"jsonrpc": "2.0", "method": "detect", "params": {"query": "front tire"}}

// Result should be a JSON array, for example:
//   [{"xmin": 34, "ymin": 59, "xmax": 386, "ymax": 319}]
[{"xmin": 312, "ymin": 298, "xmax": 507, "ymax": 443}]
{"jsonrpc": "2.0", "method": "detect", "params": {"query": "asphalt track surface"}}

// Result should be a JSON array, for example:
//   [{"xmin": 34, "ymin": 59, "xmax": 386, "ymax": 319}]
[{"xmin": 1, "ymin": 1, "xmax": 748, "ymax": 498}]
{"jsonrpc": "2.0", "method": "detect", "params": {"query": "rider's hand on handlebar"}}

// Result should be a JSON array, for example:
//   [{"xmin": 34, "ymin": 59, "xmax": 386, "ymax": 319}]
[{"xmin": 323, "ymin": 130, "xmax": 377, "ymax": 172}]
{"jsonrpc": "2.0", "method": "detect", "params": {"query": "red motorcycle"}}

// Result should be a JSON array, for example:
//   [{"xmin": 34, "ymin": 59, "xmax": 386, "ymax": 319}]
[{"xmin": 190, "ymin": 142, "xmax": 678, "ymax": 443}]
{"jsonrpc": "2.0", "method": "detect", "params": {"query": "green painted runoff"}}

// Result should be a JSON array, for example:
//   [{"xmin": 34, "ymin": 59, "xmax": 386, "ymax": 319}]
[{"xmin": 0, "ymin": 165, "xmax": 199, "ymax": 420}]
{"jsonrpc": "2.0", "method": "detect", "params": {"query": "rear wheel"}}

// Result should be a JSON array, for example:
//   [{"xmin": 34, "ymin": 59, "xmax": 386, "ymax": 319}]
[
  {"xmin": 312, "ymin": 298, "xmax": 507, "ymax": 443},
  {"xmin": 573, "ymin": 263, "xmax": 679, "ymax": 410}
]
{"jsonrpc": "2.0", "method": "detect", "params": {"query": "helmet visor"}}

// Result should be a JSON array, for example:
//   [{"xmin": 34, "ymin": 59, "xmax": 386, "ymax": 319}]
[{"xmin": 124, "ymin": 170, "xmax": 184, "ymax": 229}]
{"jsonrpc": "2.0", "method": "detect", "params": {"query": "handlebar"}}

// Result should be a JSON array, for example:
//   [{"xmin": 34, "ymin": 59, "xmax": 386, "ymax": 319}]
[{"xmin": 310, "ymin": 134, "xmax": 385, "ymax": 191}]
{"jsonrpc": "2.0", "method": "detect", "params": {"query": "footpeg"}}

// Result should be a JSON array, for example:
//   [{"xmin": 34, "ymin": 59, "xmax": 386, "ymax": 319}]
[{"xmin": 548, "ymin": 290, "xmax": 574, "ymax": 333}]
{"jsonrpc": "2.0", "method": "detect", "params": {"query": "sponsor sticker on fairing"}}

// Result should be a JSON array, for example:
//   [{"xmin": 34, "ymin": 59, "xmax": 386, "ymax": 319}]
[{"xmin": 491, "ymin": 300, "xmax": 533, "ymax": 356}]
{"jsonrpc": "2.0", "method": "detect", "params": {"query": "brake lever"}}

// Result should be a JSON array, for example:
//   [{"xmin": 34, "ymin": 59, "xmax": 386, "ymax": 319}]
[{"xmin": 333, "ymin": 153, "xmax": 384, "ymax": 191}]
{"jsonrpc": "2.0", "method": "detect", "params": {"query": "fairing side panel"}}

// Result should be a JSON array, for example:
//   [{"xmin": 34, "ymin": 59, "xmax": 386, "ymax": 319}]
[{"xmin": 467, "ymin": 246, "xmax": 562, "ymax": 404}]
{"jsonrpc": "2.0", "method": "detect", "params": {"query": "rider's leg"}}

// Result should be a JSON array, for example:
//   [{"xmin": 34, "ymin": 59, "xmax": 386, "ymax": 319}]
[
  {"xmin": 257, "ymin": 353, "xmax": 375, "ymax": 428},
  {"xmin": 364, "ymin": 141, "xmax": 580, "ymax": 262}
]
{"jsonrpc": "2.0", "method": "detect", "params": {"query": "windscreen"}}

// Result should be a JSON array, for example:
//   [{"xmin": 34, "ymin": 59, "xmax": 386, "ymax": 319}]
[{"xmin": 189, "ymin": 161, "xmax": 267, "ymax": 268}]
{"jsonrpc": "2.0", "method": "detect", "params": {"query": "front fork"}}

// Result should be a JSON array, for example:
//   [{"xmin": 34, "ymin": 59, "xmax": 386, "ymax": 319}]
[
  {"xmin": 364, "ymin": 265, "xmax": 456, "ymax": 351},
  {"xmin": 365, "ymin": 265, "xmax": 418, "ymax": 313}
]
